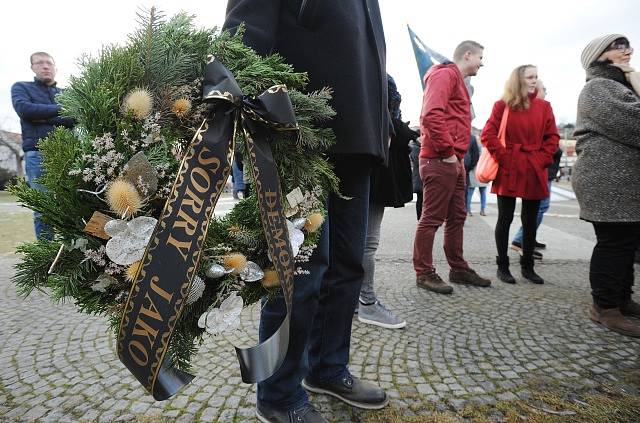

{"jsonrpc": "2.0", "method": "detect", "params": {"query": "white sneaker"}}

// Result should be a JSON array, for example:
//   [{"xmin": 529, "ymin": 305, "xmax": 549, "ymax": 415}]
[{"xmin": 357, "ymin": 301, "xmax": 406, "ymax": 329}]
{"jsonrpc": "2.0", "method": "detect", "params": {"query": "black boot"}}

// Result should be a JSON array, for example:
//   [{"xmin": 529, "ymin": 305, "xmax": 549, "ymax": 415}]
[
  {"xmin": 520, "ymin": 256, "xmax": 544, "ymax": 284},
  {"xmin": 496, "ymin": 256, "xmax": 516, "ymax": 284}
]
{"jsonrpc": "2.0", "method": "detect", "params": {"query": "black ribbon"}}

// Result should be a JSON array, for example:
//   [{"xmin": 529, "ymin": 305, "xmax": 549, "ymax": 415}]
[{"xmin": 117, "ymin": 58, "xmax": 297, "ymax": 400}]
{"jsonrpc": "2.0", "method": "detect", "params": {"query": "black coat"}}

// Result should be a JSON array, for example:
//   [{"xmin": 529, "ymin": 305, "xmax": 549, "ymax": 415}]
[
  {"xmin": 463, "ymin": 135, "xmax": 479, "ymax": 172},
  {"xmin": 548, "ymin": 148, "xmax": 562, "ymax": 181},
  {"xmin": 223, "ymin": 0, "xmax": 389, "ymax": 162},
  {"xmin": 370, "ymin": 119, "xmax": 417, "ymax": 207},
  {"xmin": 409, "ymin": 139, "xmax": 422, "ymax": 193}
]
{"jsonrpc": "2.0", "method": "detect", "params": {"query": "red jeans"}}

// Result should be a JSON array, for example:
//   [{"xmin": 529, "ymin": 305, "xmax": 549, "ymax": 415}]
[{"xmin": 413, "ymin": 157, "xmax": 470, "ymax": 275}]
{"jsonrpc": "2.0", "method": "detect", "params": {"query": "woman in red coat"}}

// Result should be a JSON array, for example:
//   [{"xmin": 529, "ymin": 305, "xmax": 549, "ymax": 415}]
[{"xmin": 481, "ymin": 65, "xmax": 559, "ymax": 284}]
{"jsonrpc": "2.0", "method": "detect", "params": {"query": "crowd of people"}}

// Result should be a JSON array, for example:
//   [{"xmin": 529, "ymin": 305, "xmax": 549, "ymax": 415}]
[{"xmin": 10, "ymin": 0, "xmax": 639, "ymax": 420}]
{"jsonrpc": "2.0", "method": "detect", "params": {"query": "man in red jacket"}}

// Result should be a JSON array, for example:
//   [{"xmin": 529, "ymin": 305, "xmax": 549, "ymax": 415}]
[{"xmin": 413, "ymin": 40, "xmax": 492, "ymax": 294}]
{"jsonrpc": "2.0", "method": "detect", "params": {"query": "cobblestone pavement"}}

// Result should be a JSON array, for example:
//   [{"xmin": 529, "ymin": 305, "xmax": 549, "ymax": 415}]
[{"xmin": 1, "ymin": 199, "xmax": 639, "ymax": 422}]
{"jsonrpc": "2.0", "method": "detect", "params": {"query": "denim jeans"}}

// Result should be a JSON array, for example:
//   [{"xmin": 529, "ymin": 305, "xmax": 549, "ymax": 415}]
[
  {"xmin": 466, "ymin": 186, "xmax": 487, "ymax": 213},
  {"xmin": 257, "ymin": 155, "xmax": 372, "ymax": 411},
  {"xmin": 359, "ymin": 203, "xmax": 385, "ymax": 304},
  {"xmin": 232, "ymin": 159, "xmax": 245, "ymax": 192},
  {"xmin": 24, "ymin": 150, "xmax": 52, "ymax": 240},
  {"xmin": 513, "ymin": 180, "xmax": 552, "ymax": 244}
]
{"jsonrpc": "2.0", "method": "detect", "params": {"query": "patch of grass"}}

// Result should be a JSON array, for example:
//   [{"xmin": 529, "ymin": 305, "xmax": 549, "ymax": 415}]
[
  {"xmin": 0, "ymin": 190, "xmax": 35, "ymax": 254},
  {"xmin": 359, "ymin": 378, "xmax": 640, "ymax": 423},
  {"xmin": 361, "ymin": 406, "xmax": 460, "ymax": 423},
  {"xmin": 133, "ymin": 413, "xmax": 173, "ymax": 423}
]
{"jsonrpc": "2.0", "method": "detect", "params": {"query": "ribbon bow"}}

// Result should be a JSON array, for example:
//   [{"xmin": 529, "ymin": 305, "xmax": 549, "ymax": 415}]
[
  {"xmin": 203, "ymin": 57, "xmax": 298, "ymax": 134},
  {"xmin": 117, "ymin": 58, "xmax": 298, "ymax": 400}
]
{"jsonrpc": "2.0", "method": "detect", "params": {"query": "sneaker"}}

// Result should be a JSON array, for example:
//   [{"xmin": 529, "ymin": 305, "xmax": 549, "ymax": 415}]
[
  {"xmin": 449, "ymin": 268, "xmax": 492, "ymax": 287},
  {"xmin": 416, "ymin": 271, "xmax": 453, "ymax": 294},
  {"xmin": 468, "ymin": 211, "xmax": 474, "ymax": 216},
  {"xmin": 302, "ymin": 374, "xmax": 388, "ymax": 410},
  {"xmin": 358, "ymin": 301, "xmax": 406, "ymax": 329},
  {"xmin": 510, "ymin": 241, "xmax": 543, "ymax": 260},
  {"xmin": 480, "ymin": 210, "xmax": 487, "ymax": 216},
  {"xmin": 256, "ymin": 402, "xmax": 327, "ymax": 423},
  {"xmin": 534, "ymin": 240, "xmax": 546, "ymax": 250}
]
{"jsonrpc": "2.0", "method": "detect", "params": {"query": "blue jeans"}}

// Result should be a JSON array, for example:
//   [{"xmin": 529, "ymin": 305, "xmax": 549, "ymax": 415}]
[
  {"xmin": 232, "ymin": 159, "xmax": 245, "ymax": 192},
  {"xmin": 466, "ymin": 186, "xmax": 486, "ymax": 213},
  {"xmin": 360, "ymin": 203, "xmax": 385, "ymax": 304},
  {"xmin": 24, "ymin": 151, "xmax": 52, "ymax": 240},
  {"xmin": 257, "ymin": 155, "xmax": 372, "ymax": 411},
  {"xmin": 513, "ymin": 180, "xmax": 552, "ymax": 244}
]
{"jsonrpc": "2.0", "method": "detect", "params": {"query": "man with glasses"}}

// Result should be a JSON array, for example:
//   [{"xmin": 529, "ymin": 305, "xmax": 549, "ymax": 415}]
[{"xmin": 11, "ymin": 52, "xmax": 74, "ymax": 239}]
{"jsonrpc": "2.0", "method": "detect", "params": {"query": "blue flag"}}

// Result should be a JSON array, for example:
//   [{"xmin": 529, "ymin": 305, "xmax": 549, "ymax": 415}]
[
  {"xmin": 407, "ymin": 25, "xmax": 449, "ymax": 89},
  {"xmin": 407, "ymin": 27, "xmax": 475, "ymax": 119}
]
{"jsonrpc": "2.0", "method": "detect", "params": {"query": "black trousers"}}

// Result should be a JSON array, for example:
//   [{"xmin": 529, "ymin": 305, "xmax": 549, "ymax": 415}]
[
  {"xmin": 495, "ymin": 196, "xmax": 540, "ymax": 262},
  {"xmin": 590, "ymin": 222, "xmax": 640, "ymax": 309},
  {"xmin": 415, "ymin": 190, "xmax": 423, "ymax": 220}
]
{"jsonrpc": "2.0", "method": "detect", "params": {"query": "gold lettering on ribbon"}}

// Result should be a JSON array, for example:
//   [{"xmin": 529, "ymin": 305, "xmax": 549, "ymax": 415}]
[
  {"xmin": 263, "ymin": 190, "xmax": 294, "ymax": 293},
  {"xmin": 127, "ymin": 276, "xmax": 173, "ymax": 368},
  {"xmin": 129, "ymin": 340, "xmax": 149, "ymax": 366},
  {"xmin": 167, "ymin": 147, "xmax": 221, "ymax": 261}
]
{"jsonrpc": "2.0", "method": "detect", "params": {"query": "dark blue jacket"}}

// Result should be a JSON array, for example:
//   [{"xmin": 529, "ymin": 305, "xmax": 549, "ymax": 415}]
[
  {"xmin": 463, "ymin": 134, "xmax": 479, "ymax": 172},
  {"xmin": 11, "ymin": 79, "xmax": 74, "ymax": 152}
]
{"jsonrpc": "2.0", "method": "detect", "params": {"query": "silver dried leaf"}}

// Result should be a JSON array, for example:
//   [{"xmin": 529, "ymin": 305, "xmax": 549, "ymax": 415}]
[
  {"xmin": 104, "ymin": 219, "xmax": 128, "ymax": 238},
  {"xmin": 287, "ymin": 220, "xmax": 304, "ymax": 257},
  {"xmin": 68, "ymin": 238, "xmax": 89, "ymax": 252},
  {"xmin": 122, "ymin": 152, "xmax": 158, "ymax": 197},
  {"xmin": 91, "ymin": 273, "xmax": 117, "ymax": 292},
  {"xmin": 239, "ymin": 261, "xmax": 264, "ymax": 283},
  {"xmin": 186, "ymin": 276, "xmax": 205, "ymax": 305},
  {"xmin": 205, "ymin": 263, "xmax": 228, "ymax": 279},
  {"xmin": 292, "ymin": 217, "xmax": 307, "ymax": 230},
  {"xmin": 197, "ymin": 293, "xmax": 243, "ymax": 335},
  {"xmin": 105, "ymin": 216, "xmax": 157, "ymax": 265}
]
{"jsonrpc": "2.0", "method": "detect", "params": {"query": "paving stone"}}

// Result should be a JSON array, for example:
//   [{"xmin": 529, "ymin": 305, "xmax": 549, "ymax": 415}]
[
  {"xmin": 497, "ymin": 391, "xmax": 518, "ymax": 402},
  {"xmin": 416, "ymin": 384, "xmax": 435, "ymax": 395},
  {"xmin": 1, "ymin": 207, "xmax": 639, "ymax": 422}
]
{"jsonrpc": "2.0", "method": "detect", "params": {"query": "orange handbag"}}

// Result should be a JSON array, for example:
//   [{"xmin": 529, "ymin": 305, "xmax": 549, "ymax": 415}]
[{"xmin": 476, "ymin": 106, "xmax": 509, "ymax": 183}]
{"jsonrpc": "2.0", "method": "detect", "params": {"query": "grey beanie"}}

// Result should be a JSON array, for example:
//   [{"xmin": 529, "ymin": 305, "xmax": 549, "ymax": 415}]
[{"xmin": 581, "ymin": 34, "xmax": 626, "ymax": 69}]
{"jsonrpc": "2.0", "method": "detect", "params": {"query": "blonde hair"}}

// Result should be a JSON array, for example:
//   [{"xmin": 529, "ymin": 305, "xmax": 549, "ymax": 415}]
[
  {"xmin": 502, "ymin": 65, "xmax": 536, "ymax": 110},
  {"xmin": 453, "ymin": 40, "xmax": 484, "ymax": 61}
]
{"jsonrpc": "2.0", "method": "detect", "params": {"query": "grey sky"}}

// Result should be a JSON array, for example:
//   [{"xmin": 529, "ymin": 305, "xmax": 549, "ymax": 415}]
[{"xmin": 1, "ymin": 0, "xmax": 638, "ymax": 134}]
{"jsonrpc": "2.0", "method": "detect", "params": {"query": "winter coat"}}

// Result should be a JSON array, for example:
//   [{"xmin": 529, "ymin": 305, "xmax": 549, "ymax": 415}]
[
  {"xmin": 463, "ymin": 135, "xmax": 479, "ymax": 171},
  {"xmin": 409, "ymin": 139, "xmax": 422, "ymax": 193},
  {"xmin": 419, "ymin": 63, "xmax": 472, "ymax": 160},
  {"xmin": 481, "ymin": 94, "xmax": 559, "ymax": 200},
  {"xmin": 572, "ymin": 63, "xmax": 640, "ymax": 222},
  {"xmin": 547, "ymin": 148, "xmax": 562, "ymax": 181},
  {"xmin": 370, "ymin": 118, "xmax": 417, "ymax": 207},
  {"xmin": 11, "ymin": 79, "xmax": 74, "ymax": 152},
  {"xmin": 223, "ymin": 0, "xmax": 389, "ymax": 162}
]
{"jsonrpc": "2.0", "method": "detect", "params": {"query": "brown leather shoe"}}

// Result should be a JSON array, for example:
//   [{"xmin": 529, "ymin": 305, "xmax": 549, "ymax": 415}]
[
  {"xmin": 621, "ymin": 299, "xmax": 640, "ymax": 319},
  {"xmin": 589, "ymin": 304, "xmax": 640, "ymax": 337},
  {"xmin": 449, "ymin": 268, "xmax": 491, "ymax": 287},
  {"xmin": 416, "ymin": 271, "xmax": 453, "ymax": 294}
]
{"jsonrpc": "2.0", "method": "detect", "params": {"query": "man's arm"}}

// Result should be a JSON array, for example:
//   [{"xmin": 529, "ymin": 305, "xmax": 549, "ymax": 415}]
[
  {"xmin": 420, "ymin": 68, "xmax": 456, "ymax": 159},
  {"xmin": 223, "ymin": 0, "xmax": 283, "ymax": 56},
  {"xmin": 11, "ymin": 82, "xmax": 61, "ymax": 121},
  {"xmin": 46, "ymin": 116, "xmax": 75, "ymax": 128}
]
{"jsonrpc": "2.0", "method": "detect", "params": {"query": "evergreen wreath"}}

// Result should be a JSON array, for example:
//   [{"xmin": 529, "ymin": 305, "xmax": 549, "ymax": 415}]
[{"xmin": 9, "ymin": 9, "xmax": 338, "ymax": 371}]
